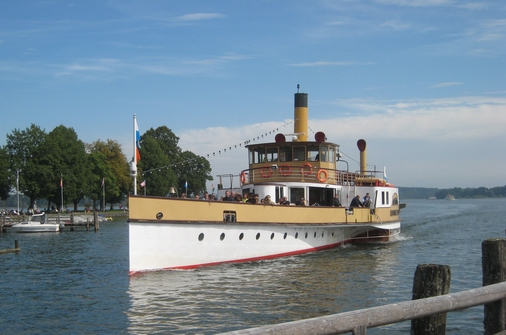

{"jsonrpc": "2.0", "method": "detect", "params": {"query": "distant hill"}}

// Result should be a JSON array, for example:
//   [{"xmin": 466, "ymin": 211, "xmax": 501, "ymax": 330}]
[
  {"xmin": 399, "ymin": 186, "xmax": 506, "ymax": 199},
  {"xmin": 399, "ymin": 187, "xmax": 439, "ymax": 199}
]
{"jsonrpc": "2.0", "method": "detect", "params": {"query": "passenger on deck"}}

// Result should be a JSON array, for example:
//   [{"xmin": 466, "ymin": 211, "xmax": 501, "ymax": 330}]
[
  {"xmin": 279, "ymin": 196, "xmax": 290, "ymax": 205},
  {"xmin": 332, "ymin": 194, "xmax": 342, "ymax": 207},
  {"xmin": 242, "ymin": 193, "xmax": 250, "ymax": 203},
  {"xmin": 221, "ymin": 190, "xmax": 234, "ymax": 202},
  {"xmin": 263, "ymin": 195, "xmax": 276, "ymax": 205},
  {"xmin": 350, "ymin": 195, "xmax": 363, "ymax": 207},
  {"xmin": 247, "ymin": 194, "xmax": 260, "ymax": 204},
  {"xmin": 363, "ymin": 193, "xmax": 371, "ymax": 208},
  {"xmin": 297, "ymin": 198, "xmax": 307, "ymax": 206}
]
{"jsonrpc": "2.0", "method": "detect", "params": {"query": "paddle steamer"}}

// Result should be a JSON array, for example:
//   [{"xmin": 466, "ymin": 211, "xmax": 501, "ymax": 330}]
[{"xmin": 128, "ymin": 90, "xmax": 403, "ymax": 274}]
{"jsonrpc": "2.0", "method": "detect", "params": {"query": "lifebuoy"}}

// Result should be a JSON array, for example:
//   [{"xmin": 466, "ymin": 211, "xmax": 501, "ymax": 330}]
[
  {"xmin": 240, "ymin": 171, "xmax": 246, "ymax": 184},
  {"xmin": 317, "ymin": 169, "xmax": 328, "ymax": 182},
  {"xmin": 279, "ymin": 164, "xmax": 291, "ymax": 176},
  {"xmin": 300, "ymin": 163, "xmax": 313, "ymax": 176},
  {"xmin": 260, "ymin": 166, "xmax": 273, "ymax": 178}
]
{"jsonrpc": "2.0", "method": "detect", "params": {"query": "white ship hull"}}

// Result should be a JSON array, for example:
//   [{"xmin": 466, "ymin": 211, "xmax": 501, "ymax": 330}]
[{"xmin": 129, "ymin": 221, "xmax": 400, "ymax": 274}]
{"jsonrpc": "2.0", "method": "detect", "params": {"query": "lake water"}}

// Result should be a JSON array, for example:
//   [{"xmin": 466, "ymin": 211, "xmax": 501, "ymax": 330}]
[{"xmin": 1, "ymin": 198, "xmax": 505, "ymax": 334}]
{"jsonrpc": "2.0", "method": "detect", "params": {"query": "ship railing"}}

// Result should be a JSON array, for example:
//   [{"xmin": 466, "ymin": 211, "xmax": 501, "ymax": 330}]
[{"xmin": 241, "ymin": 165, "xmax": 381, "ymax": 187}]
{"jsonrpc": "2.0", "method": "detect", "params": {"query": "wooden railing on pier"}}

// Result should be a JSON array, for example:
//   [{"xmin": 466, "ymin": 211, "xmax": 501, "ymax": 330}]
[{"xmin": 221, "ymin": 238, "xmax": 506, "ymax": 335}]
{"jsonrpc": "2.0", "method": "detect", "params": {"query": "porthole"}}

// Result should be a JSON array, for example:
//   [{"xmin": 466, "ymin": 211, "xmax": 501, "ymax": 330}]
[
  {"xmin": 239, "ymin": 233, "xmax": 244, "ymax": 240},
  {"xmin": 283, "ymin": 232, "xmax": 287, "ymax": 239},
  {"xmin": 305, "ymin": 232, "xmax": 308, "ymax": 239},
  {"xmin": 295, "ymin": 232, "xmax": 299, "ymax": 239},
  {"xmin": 314, "ymin": 232, "xmax": 317, "ymax": 238},
  {"xmin": 332, "ymin": 232, "xmax": 335, "ymax": 237},
  {"xmin": 198, "ymin": 233, "xmax": 204, "ymax": 241},
  {"xmin": 220, "ymin": 233, "xmax": 225, "ymax": 241},
  {"xmin": 256, "ymin": 233, "xmax": 261, "ymax": 240},
  {"xmin": 270, "ymin": 233, "xmax": 275, "ymax": 240},
  {"xmin": 322, "ymin": 232, "xmax": 324, "ymax": 237}
]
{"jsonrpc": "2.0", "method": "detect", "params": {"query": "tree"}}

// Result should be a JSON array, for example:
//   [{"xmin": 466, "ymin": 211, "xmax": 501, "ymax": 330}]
[
  {"xmin": 137, "ymin": 135, "xmax": 176, "ymax": 196},
  {"xmin": 38, "ymin": 125, "xmax": 88, "ymax": 211},
  {"xmin": 5, "ymin": 124, "xmax": 47, "ymax": 209},
  {"xmin": 174, "ymin": 151, "xmax": 212, "ymax": 196},
  {"xmin": 143, "ymin": 126, "xmax": 181, "ymax": 162},
  {"xmin": 0, "ymin": 147, "xmax": 11, "ymax": 200},
  {"xmin": 87, "ymin": 139, "xmax": 129, "ymax": 209},
  {"xmin": 139, "ymin": 126, "xmax": 212, "ymax": 197},
  {"xmin": 87, "ymin": 151, "xmax": 115, "ymax": 210}
]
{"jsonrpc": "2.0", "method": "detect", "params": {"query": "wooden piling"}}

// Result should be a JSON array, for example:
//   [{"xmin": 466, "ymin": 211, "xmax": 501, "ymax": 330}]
[
  {"xmin": 93, "ymin": 211, "xmax": 99, "ymax": 231},
  {"xmin": 0, "ymin": 239, "xmax": 20, "ymax": 254},
  {"xmin": 411, "ymin": 264, "xmax": 451, "ymax": 335},
  {"xmin": 482, "ymin": 238, "xmax": 506, "ymax": 334}
]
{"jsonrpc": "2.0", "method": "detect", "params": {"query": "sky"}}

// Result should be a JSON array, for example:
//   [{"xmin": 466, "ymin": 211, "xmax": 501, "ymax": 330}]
[{"xmin": 1, "ymin": 0, "xmax": 505, "ymax": 189}]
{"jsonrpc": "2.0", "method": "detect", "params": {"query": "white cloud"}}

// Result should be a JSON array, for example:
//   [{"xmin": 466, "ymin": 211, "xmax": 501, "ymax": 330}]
[
  {"xmin": 374, "ymin": 0, "xmax": 455, "ymax": 7},
  {"xmin": 178, "ymin": 96, "xmax": 506, "ymax": 188},
  {"xmin": 173, "ymin": 13, "xmax": 226, "ymax": 22},
  {"xmin": 289, "ymin": 61, "xmax": 373, "ymax": 67}
]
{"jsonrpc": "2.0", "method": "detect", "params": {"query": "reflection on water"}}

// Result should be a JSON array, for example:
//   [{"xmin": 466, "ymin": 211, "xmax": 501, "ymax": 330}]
[
  {"xmin": 127, "ymin": 199, "xmax": 506, "ymax": 334},
  {"xmin": 1, "ymin": 199, "xmax": 504, "ymax": 334},
  {"xmin": 127, "ymin": 242, "xmax": 405, "ymax": 334}
]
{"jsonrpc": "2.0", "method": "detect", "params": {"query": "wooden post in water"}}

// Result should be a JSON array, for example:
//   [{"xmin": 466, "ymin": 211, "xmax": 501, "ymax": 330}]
[
  {"xmin": 482, "ymin": 238, "xmax": 506, "ymax": 334},
  {"xmin": 411, "ymin": 264, "xmax": 451, "ymax": 335},
  {"xmin": 93, "ymin": 211, "xmax": 99, "ymax": 231}
]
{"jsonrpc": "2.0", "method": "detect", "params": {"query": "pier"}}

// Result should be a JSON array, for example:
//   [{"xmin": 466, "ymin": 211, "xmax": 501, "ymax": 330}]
[
  {"xmin": 221, "ymin": 238, "xmax": 506, "ymax": 335},
  {"xmin": 1, "ymin": 211, "xmax": 127, "ymax": 232}
]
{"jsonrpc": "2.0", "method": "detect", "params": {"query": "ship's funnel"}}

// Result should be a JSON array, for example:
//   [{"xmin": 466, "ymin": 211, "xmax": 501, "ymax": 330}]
[
  {"xmin": 357, "ymin": 139, "xmax": 367, "ymax": 175},
  {"xmin": 293, "ymin": 92, "xmax": 308, "ymax": 142}
]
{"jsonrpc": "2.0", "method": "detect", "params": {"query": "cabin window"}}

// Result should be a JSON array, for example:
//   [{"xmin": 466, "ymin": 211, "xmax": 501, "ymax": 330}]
[
  {"xmin": 275, "ymin": 186, "xmax": 285, "ymax": 203},
  {"xmin": 329, "ymin": 146, "xmax": 335, "ymax": 163},
  {"xmin": 290, "ymin": 187, "xmax": 304, "ymax": 204},
  {"xmin": 320, "ymin": 146, "xmax": 329, "ymax": 162},
  {"xmin": 279, "ymin": 146, "xmax": 292, "ymax": 162},
  {"xmin": 250, "ymin": 147, "xmax": 266, "ymax": 164},
  {"xmin": 266, "ymin": 147, "xmax": 278, "ymax": 162},
  {"xmin": 307, "ymin": 146, "xmax": 319, "ymax": 161},
  {"xmin": 294, "ymin": 147, "xmax": 305, "ymax": 161}
]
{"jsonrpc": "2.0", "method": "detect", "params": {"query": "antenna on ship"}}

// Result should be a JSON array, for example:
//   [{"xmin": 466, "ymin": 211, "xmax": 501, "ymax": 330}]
[{"xmin": 297, "ymin": 83, "xmax": 300, "ymax": 93}]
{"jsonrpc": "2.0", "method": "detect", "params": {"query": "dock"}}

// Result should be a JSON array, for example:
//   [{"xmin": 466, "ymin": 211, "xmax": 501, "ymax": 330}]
[{"xmin": 1, "ymin": 211, "xmax": 126, "ymax": 232}]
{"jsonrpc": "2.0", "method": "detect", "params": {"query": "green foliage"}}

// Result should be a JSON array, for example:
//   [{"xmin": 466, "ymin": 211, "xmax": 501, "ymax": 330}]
[
  {"xmin": 139, "ymin": 127, "xmax": 212, "ymax": 197},
  {"xmin": 175, "ymin": 151, "xmax": 212, "ymax": 196},
  {"xmin": 137, "ymin": 135, "xmax": 176, "ymax": 196},
  {"xmin": 87, "ymin": 139, "xmax": 129, "ymax": 208},
  {"xmin": 0, "ymin": 147, "xmax": 11, "ymax": 199},
  {"xmin": 38, "ymin": 125, "xmax": 88, "ymax": 211},
  {"xmin": 5, "ymin": 124, "xmax": 47, "ymax": 208},
  {"xmin": 434, "ymin": 186, "xmax": 506, "ymax": 199},
  {"xmin": 2, "ymin": 122, "xmax": 212, "ymax": 206}
]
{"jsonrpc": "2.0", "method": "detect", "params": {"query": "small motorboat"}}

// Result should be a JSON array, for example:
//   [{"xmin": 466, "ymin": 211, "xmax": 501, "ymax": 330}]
[{"xmin": 10, "ymin": 213, "xmax": 64, "ymax": 233}]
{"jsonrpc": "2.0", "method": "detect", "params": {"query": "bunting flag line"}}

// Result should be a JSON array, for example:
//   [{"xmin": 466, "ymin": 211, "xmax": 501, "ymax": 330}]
[{"xmin": 139, "ymin": 120, "xmax": 305, "ymax": 177}]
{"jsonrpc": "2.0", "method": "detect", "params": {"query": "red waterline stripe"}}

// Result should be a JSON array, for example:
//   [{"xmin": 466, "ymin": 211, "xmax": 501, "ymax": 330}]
[{"xmin": 129, "ymin": 240, "xmax": 350, "ymax": 276}]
